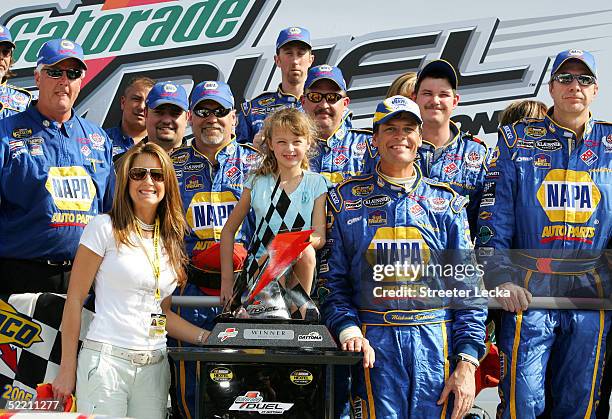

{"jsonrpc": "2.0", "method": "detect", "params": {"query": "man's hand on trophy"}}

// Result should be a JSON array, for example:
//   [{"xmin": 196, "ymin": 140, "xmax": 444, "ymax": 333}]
[{"xmin": 342, "ymin": 337, "xmax": 376, "ymax": 369}]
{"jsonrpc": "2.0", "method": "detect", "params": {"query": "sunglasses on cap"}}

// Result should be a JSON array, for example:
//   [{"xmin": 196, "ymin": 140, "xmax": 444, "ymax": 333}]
[
  {"xmin": 305, "ymin": 92, "xmax": 345, "ymax": 104},
  {"xmin": 43, "ymin": 68, "xmax": 84, "ymax": 80},
  {"xmin": 192, "ymin": 107, "xmax": 232, "ymax": 118},
  {"xmin": 552, "ymin": 73, "xmax": 596, "ymax": 86},
  {"xmin": 128, "ymin": 167, "xmax": 164, "ymax": 182}
]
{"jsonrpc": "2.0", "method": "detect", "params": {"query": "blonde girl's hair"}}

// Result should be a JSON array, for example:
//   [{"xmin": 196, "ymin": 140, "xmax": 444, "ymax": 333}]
[
  {"xmin": 254, "ymin": 108, "xmax": 318, "ymax": 177},
  {"xmin": 386, "ymin": 72, "xmax": 417, "ymax": 98},
  {"xmin": 498, "ymin": 100, "xmax": 548, "ymax": 126},
  {"xmin": 110, "ymin": 142, "xmax": 188, "ymax": 287}
]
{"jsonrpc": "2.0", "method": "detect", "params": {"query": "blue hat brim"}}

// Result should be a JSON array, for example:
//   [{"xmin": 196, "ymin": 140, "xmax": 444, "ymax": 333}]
[
  {"xmin": 190, "ymin": 96, "xmax": 233, "ymax": 111},
  {"xmin": 305, "ymin": 76, "xmax": 346, "ymax": 91},
  {"xmin": 148, "ymin": 98, "xmax": 188, "ymax": 112},
  {"xmin": 41, "ymin": 55, "xmax": 88, "ymax": 70},
  {"xmin": 373, "ymin": 110, "xmax": 422, "ymax": 129}
]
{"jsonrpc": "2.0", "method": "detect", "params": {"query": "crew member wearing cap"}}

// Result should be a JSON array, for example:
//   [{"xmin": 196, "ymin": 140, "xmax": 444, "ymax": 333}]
[
  {"xmin": 411, "ymin": 59, "xmax": 488, "ymax": 237},
  {"xmin": 105, "ymin": 76, "xmax": 155, "ymax": 157},
  {"xmin": 0, "ymin": 38, "xmax": 114, "ymax": 294},
  {"xmin": 236, "ymin": 26, "xmax": 314, "ymax": 146},
  {"xmin": 0, "ymin": 24, "xmax": 31, "ymax": 118},
  {"xmin": 476, "ymin": 49, "xmax": 612, "ymax": 418},
  {"xmin": 301, "ymin": 64, "xmax": 376, "ymax": 185},
  {"xmin": 168, "ymin": 80, "xmax": 259, "ymax": 419},
  {"xmin": 320, "ymin": 95, "xmax": 486, "ymax": 419},
  {"xmin": 114, "ymin": 81, "xmax": 189, "ymax": 162}
]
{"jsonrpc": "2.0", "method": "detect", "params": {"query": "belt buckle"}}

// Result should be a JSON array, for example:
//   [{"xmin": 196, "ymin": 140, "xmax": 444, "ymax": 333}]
[
  {"xmin": 130, "ymin": 352, "xmax": 151, "ymax": 366},
  {"xmin": 46, "ymin": 260, "xmax": 71, "ymax": 267}
]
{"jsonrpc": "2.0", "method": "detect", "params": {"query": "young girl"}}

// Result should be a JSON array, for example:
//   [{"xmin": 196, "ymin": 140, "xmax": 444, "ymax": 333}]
[{"xmin": 220, "ymin": 108, "xmax": 327, "ymax": 306}]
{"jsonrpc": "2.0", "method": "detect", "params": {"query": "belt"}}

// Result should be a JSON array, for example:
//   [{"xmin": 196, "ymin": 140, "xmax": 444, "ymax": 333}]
[
  {"xmin": 514, "ymin": 252, "xmax": 603, "ymax": 274},
  {"xmin": 359, "ymin": 308, "xmax": 453, "ymax": 326},
  {"xmin": 82, "ymin": 340, "xmax": 165, "ymax": 366}
]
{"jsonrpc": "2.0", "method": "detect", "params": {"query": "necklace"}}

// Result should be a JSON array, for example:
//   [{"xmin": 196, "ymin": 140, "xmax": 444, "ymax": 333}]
[{"xmin": 136, "ymin": 217, "xmax": 155, "ymax": 231}]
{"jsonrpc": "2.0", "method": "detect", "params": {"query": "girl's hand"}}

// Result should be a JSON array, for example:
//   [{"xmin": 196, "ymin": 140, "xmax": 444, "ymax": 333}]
[{"xmin": 220, "ymin": 274, "xmax": 235, "ymax": 308}]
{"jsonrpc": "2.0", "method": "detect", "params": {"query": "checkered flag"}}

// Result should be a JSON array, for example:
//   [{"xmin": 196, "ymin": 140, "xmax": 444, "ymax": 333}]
[
  {"xmin": 0, "ymin": 293, "xmax": 95, "ymax": 407},
  {"xmin": 230, "ymin": 177, "xmax": 307, "ymax": 312}
]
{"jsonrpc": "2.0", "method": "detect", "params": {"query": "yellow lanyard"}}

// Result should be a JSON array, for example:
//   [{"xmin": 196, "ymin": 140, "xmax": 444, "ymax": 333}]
[{"xmin": 136, "ymin": 218, "xmax": 161, "ymax": 301}]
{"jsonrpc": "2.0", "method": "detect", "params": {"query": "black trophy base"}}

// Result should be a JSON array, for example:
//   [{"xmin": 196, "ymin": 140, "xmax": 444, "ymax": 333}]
[{"xmin": 201, "ymin": 362, "xmax": 324, "ymax": 418}]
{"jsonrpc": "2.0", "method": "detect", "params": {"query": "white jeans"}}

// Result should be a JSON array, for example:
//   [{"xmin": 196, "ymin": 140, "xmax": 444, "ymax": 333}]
[{"xmin": 75, "ymin": 344, "xmax": 170, "ymax": 419}]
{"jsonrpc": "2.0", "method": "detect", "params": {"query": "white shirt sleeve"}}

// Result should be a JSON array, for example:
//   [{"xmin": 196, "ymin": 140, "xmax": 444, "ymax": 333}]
[{"xmin": 79, "ymin": 214, "xmax": 112, "ymax": 257}]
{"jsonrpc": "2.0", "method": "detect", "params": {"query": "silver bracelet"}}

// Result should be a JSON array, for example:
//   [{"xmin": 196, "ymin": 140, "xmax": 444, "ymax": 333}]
[{"xmin": 195, "ymin": 330, "xmax": 206, "ymax": 346}]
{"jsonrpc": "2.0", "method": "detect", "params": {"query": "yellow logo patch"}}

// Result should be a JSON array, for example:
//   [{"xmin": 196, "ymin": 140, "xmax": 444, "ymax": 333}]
[
  {"xmin": 0, "ymin": 300, "xmax": 43, "ymax": 348},
  {"xmin": 45, "ymin": 166, "xmax": 96, "ymax": 211},
  {"xmin": 186, "ymin": 191, "xmax": 238, "ymax": 240},
  {"xmin": 367, "ymin": 227, "xmax": 430, "ymax": 281},
  {"xmin": 536, "ymin": 169, "xmax": 600, "ymax": 223}
]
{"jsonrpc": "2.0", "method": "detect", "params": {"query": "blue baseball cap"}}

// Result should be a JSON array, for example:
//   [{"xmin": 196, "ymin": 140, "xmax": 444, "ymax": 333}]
[
  {"xmin": 276, "ymin": 26, "xmax": 311, "ymax": 50},
  {"xmin": 373, "ymin": 95, "xmax": 422, "ymax": 129},
  {"xmin": 0, "ymin": 25, "xmax": 15, "ymax": 48},
  {"xmin": 190, "ymin": 81, "xmax": 234, "ymax": 110},
  {"xmin": 146, "ymin": 81, "xmax": 189, "ymax": 112},
  {"xmin": 37, "ymin": 39, "xmax": 87, "ymax": 69},
  {"xmin": 417, "ymin": 59, "xmax": 458, "ymax": 90},
  {"xmin": 551, "ymin": 49, "xmax": 597, "ymax": 78},
  {"xmin": 305, "ymin": 65, "xmax": 347, "ymax": 91}
]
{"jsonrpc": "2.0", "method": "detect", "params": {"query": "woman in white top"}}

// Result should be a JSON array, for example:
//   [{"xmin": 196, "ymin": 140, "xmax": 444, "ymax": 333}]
[{"xmin": 52, "ymin": 142, "xmax": 210, "ymax": 418}]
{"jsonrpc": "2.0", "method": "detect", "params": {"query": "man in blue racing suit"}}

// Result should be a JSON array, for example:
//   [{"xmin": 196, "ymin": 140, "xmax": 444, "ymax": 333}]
[
  {"xmin": 169, "ymin": 81, "xmax": 259, "ymax": 419},
  {"xmin": 301, "ymin": 64, "xmax": 376, "ymax": 185},
  {"xmin": 476, "ymin": 49, "xmax": 612, "ymax": 418},
  {"xmin": 412, "ymin": 60, "xmax": 488, "ymax": 236},
  {"xmin": 0, "ymin": 39, "xmax": 114, "ymax": 294},
  {"xmin": 0, "ymin": 24, "xmax": 31, "ymax": 119},
  {"xmin": 236, "ymin": 26, "xmax": 314, "ymax": 146},
  {"xmin": 321, "ymin": 95, "xmax": 486, "ymax": 419},
  {"xmin": 105, "ymin": 76, "xmax": 154, "ymax": 157}
]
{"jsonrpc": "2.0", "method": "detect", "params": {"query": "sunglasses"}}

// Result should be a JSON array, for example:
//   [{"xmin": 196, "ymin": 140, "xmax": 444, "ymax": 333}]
[
  {"xmin": 192, "ymin": 107, "xmax": 232, "ymax": 118},
  {"xmin": 128, "ymin": 167, "xmax": 164, "ymax": 182},
  {"xmin": 552, "ymin": 73, "xmax": 596, "ymax": 86},
  {"xmin": 43, "ymin": 68, "xmax": 84, "ymax": 80},
  {"xmin": 305, "ymin": 92, "xmax": 345, "ymax": 104}
]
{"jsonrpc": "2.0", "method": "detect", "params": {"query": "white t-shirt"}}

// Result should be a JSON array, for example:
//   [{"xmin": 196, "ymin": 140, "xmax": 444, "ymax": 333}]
[{"xmin": 80, "ymin": 214, "xmax": 178, "ymax": 350}]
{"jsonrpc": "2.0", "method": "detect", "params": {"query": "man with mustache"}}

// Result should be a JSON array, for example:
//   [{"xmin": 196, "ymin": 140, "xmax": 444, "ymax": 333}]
[
  {"xmin": 105, "ymin": 76, "xmax": 154, "ymax": 158},
  {"xmin": 113, "ymin": 81, "xmax": 188, "ymax": 162},
  {"xmin": 412, "ymin": 60, "xmax": 488, "ymax": 237},
  {"xmin": 0, "ymin": 39, "xmax": 114, "ymax": 293},
  {"xmin": 477, "ymin": 49, "xmax": 612, "ymax": 418},
  {"xmin": 169, "ymin": 81, "xmax": 259, "ymax": 419},
  {"xmin": 0, "ymin": 24, "xmax": 31, "ymax": 118},
  {"xmin": 236, "ymin": 26, "xmax": 314, "ymax": 146},
  {"xmin": 301, "ymin": 64, "xmax": 376, "ymax": 185}
]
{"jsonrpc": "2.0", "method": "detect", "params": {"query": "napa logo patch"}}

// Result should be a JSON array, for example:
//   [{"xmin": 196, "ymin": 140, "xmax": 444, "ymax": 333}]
[
  {"xmin": 367, "ymin": 227, "xmax": 431, "ymax": 278},
  {"xmin": 536, "ymin": 169, "xmax": 600, "ymax": 223},
  {"xmin": 45, "ymin": 166, "xmax": 96, "ymax": 211},
  {"xmin": 0, "ymin": 300, "xmax": 43, "ymax": 349},
  {"xmin": 187, "ymin": 191, "xmax": 238, "ymax": 240}
]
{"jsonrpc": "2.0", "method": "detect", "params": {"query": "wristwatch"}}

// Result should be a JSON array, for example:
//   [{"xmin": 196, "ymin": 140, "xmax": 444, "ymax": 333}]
[{"xmin": 449, "ymin": 353, "xmax": 480, "ymax": 368}]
